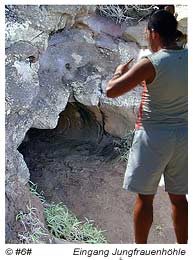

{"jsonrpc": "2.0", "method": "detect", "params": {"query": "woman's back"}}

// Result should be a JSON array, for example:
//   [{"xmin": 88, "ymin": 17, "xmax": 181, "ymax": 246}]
[{"xmin": 139, "ymin": 48, "xmax": 188, "ymax": 127}]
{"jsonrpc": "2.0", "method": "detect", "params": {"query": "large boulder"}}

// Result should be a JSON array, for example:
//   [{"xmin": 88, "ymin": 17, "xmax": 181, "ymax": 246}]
[
  {"xmin": 5, "ymin": 5, "xmax": 96, "ymax": 50},
  {"xmin": 39, "ymin": 27, "xmax": 141, "ymax": 137}
]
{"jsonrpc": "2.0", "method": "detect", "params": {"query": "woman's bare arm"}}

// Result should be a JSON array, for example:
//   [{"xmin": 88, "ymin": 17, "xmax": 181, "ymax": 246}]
[{"xmin": 106, "ymin": 58, "xmax": 155, "ymax": 98}]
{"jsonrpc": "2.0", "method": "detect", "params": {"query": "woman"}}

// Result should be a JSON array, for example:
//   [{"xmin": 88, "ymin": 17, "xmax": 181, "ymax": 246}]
[{"xmin": 106, "ymin": 10, "xmax": 188, "ymax": 244}]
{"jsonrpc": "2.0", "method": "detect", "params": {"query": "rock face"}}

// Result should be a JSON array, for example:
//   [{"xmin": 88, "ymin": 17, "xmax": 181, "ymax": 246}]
[
  {"xmin": 39, "ymin": 27, "xmax": 142, "ymax": 137},
  {"xmin": 5, "ymin": 5, "xmax": 187, "ymax": 243},
  {"xmin": 175, "ymin": 5, "xmax": 187, "ymax": 34}
]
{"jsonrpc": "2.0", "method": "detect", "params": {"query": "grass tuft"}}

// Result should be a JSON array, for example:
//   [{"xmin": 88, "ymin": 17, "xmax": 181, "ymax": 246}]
[{"xmin": 44, "ymin": 203, "xmax": 107, "ymax": 243}]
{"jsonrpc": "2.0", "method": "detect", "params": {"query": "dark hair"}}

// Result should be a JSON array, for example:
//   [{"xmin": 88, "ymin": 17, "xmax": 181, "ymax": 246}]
[{"xmin": 148, "ymin": 10, "xmax": 178, "ymax": 44}]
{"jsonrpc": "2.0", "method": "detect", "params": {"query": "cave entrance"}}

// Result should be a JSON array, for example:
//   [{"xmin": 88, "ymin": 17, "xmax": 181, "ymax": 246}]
[
  {"xmin": 18, "ymin": 101, "xmax": 175, "ymax": 243},
  {"xmin": 18, "ymin": 101, "xmax": 136, "ymax": 243}
]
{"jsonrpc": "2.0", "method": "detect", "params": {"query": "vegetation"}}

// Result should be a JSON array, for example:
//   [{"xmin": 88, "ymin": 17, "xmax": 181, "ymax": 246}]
[
  {"xmin": 16, "ymin": 181, "xmax": 107, "ymax": 244},
  {"xmin": 113, "ymin": 129, "xmax": 134, "ymax": 162},
  {"xmin": 96, "ymin": 5, "xmax": 155, "ymax": 25},
  {"xmin": 16, "ymin": 205, "xmax": 49, "ymax": 244},
  {"xmin": 44, "ymin": 203, "xmax": 107, "ymax": 243}
]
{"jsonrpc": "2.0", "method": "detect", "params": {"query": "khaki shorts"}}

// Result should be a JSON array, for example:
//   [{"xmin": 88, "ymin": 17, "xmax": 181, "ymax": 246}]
[{"xmin": 123, "ymin": 125, "xmax": 188, "ymax": 195}]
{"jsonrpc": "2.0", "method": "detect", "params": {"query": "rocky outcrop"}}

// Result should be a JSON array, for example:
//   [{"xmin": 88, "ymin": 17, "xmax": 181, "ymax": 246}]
[
  {"xmin": 5, "ymin": 5, "xmax": 187, "ymax": 243},
  {"xmin": 175, "ymin": 5, "xmax": 187, "ymax": 34}
]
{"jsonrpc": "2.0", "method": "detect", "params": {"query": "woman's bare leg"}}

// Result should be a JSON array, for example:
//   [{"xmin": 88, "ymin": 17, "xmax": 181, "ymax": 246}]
[
  {"xmin": 134, "ymin": 194, "xmax": 155, "ymax": 244},
  {"xmin": 168, "ymin": 193, "xmax": 188, "ymax": 244}
]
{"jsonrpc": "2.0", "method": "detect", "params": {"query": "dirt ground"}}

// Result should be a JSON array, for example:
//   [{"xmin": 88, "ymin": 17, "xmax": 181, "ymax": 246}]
[{"xmin": 19, "ymin": 126, "xmax": 176, "ymax": 244}]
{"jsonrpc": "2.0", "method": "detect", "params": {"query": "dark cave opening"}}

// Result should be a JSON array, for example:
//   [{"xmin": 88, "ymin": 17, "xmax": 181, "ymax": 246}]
[
  {"xmin": 18, "ymin": 102, "xmax": 121, "ymax": 179},
  {"xmin": 17, "ymin": 101, "xmax": 176, "ymax": 243},
  {"xmin": 18, "ymin": 101, "xmax": 122, "ymax": 189}
]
